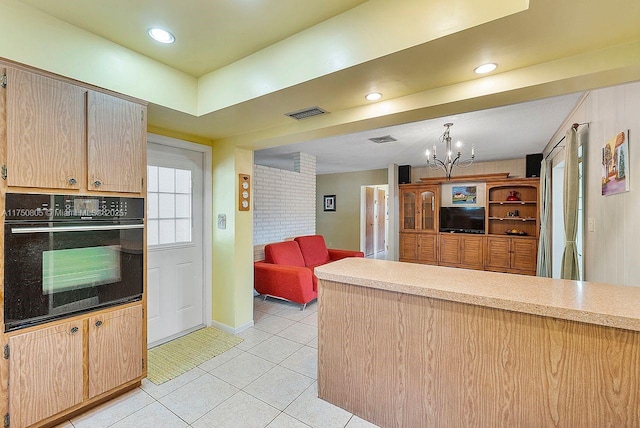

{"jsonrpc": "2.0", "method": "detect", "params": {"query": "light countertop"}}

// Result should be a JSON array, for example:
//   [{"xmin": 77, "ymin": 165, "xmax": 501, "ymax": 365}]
[{"xmin": 315, "ymin": 258, "xmax": 640, "ymax": 332}]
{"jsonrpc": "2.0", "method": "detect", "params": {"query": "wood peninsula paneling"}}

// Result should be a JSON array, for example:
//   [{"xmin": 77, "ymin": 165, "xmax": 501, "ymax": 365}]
[{"xmin": 319, "ymin": 280, "xmax": 640, "ymax": 427}]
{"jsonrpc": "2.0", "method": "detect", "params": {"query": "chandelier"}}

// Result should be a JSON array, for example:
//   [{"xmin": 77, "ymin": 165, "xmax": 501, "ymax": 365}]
[{"xmin": 425, "ymin": 123, "xmax": 475, "ymax": 180}]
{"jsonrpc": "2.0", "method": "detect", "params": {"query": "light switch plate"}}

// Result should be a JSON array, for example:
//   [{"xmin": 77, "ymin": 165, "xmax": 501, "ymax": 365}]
[
  {"xmin": 217, "ymin": 214, "xmax": 227, "ymax": 229},
  {"xmin": 588, "ymin": 217, "xmax": 595, "ymax": 232}
]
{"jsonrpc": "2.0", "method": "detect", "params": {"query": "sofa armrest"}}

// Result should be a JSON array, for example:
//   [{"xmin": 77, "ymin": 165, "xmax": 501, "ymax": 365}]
[
  {"xmin": 254, "ymin": 262, "xmax": 317, "ymax": 305},
  {"xmin": 328, "ymin": 249, "xmax": 365, "ymax": 261}
]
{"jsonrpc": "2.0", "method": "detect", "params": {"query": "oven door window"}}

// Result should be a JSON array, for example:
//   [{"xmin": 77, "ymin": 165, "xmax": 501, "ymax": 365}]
[{"xmin": 43, "ymin": 245, "xmax": 122, "ymax": 293}]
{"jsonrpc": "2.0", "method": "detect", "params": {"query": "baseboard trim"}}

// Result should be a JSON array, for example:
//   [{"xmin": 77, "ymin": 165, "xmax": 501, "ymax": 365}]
[{"xmin": 209, "ymin": 319, "xmax": 254, "ymax": 335}]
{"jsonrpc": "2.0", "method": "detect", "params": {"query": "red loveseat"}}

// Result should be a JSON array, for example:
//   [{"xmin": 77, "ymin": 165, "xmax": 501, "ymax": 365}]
[{"xmin": 254, "ymin": 235, "xmax": 364, "ymax": 309}]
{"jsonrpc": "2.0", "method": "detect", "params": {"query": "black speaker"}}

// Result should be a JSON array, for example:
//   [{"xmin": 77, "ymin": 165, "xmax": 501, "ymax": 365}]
[
  {"xmin": 399, "ymin": 165, "xmax": 411, "ymax": 184},
  {"xmin": 526, "ymin": 153, "xmax": 543, "ymax": 178}
]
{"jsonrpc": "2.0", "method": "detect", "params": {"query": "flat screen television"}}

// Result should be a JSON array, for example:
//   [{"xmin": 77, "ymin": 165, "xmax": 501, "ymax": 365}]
[{"xmin": 439, "ymin": 206, "xmax": 485, "ymax": 234}]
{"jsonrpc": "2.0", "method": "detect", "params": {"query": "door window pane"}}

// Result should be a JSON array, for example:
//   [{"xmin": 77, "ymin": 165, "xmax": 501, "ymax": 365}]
[{"xmin": 147, "ymin": 166, "xmax": 192, "ymax": 246}]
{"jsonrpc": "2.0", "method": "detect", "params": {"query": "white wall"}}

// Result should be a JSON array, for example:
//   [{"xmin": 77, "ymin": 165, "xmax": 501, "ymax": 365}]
[
  {"xmin": 544, "ymin": 82, "xmax": 640, "ymax": 286},
  {"xmin": 253, "ymin": 153, "xmax": 316, "ymax": 260}
]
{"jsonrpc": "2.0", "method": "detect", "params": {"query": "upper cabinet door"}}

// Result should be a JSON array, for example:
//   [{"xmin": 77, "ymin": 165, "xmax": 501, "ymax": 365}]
[
  {"xmin": 6, "ymin": 68, "xmax": 85, "ymax": 189},
  {"xmin": 88, "ymin": 91, "xmax": 145, "ymax": 193},
  {"xmin": 419, "ymin": 188, "xmax": 436, "ymax": 232},
  {"xmin": 400, "ymin": 190, "xmax": 417, "ymax": 231}
]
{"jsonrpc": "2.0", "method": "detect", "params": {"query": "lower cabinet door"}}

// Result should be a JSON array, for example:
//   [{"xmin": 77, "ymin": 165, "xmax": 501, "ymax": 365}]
[
  {"xmin": 439, "ymin": 234, "xmax": 460, "ymax": 265},
  {"xmin": 417, "ymin": 234, "xmax": 438, "ymax": 263},
  {"xmin": 511, "ymin": 238, "xmax": 538, "ymax": 273},
  {"xmin": 460, "ymin": 235, "xmax": 484, "ymax": 268},
  {"xmin": 88, "ymin": 305, "xmax": 143, "ymax": 398},
  {"xmin": 399, "ymin": 233, "xmax": 418, "ymax": 261},
  {"xmin": 485, "ymin": 237, "xmax": 511, "ymax": 270},
  {"xmin": 9, "ymin": 321, "xmax": 83, "ymax": 428}
]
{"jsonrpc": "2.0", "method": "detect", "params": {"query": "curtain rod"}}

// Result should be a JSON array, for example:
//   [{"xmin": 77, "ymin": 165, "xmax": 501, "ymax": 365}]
[{"xmin": 544, "ymin": 122, "xmax": 589, "ymax": 160}]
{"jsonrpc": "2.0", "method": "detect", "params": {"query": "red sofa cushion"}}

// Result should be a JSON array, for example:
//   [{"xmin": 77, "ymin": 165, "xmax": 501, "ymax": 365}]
[
  {"xmin": 295, "ymin": 235, "xmax": 330, "ymax": 267},
  {"xmin": 264, "ymin": 241, "xmax": 306, "ymax": 267}
]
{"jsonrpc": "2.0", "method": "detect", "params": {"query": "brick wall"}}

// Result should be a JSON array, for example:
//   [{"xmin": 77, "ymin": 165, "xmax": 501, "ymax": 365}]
[{"xmin": 253, "ymin": 153, "xmax": 316, "ymax": 260}]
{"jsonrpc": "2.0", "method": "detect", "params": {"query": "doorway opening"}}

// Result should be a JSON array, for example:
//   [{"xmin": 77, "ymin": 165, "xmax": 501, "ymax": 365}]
[{"xmin": 360, "ymin": 185, "xmax": 389, "ymax": 259}]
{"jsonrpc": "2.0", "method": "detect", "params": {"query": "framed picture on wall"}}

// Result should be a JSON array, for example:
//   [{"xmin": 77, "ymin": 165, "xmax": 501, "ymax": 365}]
[
  {"xmin": 452, "ymin": 186, "xmax": 477, "ymax": 204},
  {"xmin": 323, "ymin": 195, "xmax": 336, "ymax": 211},
  {"xmin": 602, "ymin": 130, "xmax": 630, "ymax": 195}
]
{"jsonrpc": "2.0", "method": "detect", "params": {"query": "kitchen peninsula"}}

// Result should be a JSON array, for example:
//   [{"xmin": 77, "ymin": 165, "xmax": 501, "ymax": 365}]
[{"xmin": 315, "ymin": 258, "xmax": 640, "ymax": 427}]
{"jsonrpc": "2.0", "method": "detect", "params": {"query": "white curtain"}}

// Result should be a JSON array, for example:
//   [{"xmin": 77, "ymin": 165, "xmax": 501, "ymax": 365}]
[
  {"xmin": 561, "ymin": 127, "xmax": 580, "ymax": 280},
  {"xmin": 536, "ymin": 159, "xmax": 551, "ymax": 277}
]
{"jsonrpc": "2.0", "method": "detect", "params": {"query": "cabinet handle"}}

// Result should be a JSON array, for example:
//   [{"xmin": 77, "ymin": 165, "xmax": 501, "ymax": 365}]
[
  {"xmin": 94, "ymin": 180, "xmax": 102, "ymax": 187},
  {"xmin": 95, "ymin": 320, "xmax": 103, "ymax": 327},
  {"xmin": 68, "ymin": 177, "xmax": 77, "ymax": 185},
  {"xmin": 70, "ymin": 326, "xmax": 79, "ymax": 334}
]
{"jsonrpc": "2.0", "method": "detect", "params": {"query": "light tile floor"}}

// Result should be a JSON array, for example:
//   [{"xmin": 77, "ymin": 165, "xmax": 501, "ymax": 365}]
[{"xmin": 56, "ymin": 297, "xmax": 379, "ymax": 428}]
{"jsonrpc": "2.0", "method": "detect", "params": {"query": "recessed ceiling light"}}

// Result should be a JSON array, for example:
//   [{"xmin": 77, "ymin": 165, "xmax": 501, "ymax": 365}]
[
  {"xmin": 365, "ymin": 92, "xmax": 382, "ymax": 101},
  {"xmin": 148, "ymin": 28, "xmax": 175, "ymax": 44},
  {"xmin": 474, "ymin": 63, "xmax": 497, "ymax": 74}
]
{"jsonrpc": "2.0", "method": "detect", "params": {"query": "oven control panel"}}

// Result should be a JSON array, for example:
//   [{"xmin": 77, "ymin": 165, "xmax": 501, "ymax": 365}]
[{"xmin": 4, "ymin": 194, "xmax": 144, "ymax": 221}]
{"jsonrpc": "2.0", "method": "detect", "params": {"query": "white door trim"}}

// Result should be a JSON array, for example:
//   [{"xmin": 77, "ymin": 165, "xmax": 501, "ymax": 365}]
[{"xmin": 147, "ymin": 133, "xmax": 213, "ymax": 329}]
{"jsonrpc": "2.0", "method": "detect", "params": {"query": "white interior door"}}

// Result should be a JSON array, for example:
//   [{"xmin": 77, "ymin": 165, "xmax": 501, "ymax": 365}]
[{"xmin": 147, "ymin": 143, "xmax": 204, "ymax": 346}]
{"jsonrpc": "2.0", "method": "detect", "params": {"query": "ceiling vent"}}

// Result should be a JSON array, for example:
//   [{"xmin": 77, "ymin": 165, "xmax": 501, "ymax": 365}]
[
  {"xmin": 369, "ymin": 135, "xmax": 398, "ymax": 144},
  {"xmin": 285, "ymin": 106, "xmax": 328, "ymax": 120}
]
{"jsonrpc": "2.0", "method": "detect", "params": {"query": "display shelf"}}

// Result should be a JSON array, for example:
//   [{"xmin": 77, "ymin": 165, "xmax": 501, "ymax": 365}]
[
  {"xmin": 488, "ymin": 217, "xmax": 536, "ymax": 221},
  {"xmin": 489, "ymin": 201, "xmax": 536, "ymax": 205},
  {"xmin": 487, "ymin": 180, "xmax": 540, "ymax": 239}
]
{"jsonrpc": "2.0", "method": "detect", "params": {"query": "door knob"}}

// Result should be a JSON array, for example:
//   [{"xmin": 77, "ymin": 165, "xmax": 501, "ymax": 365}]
[
  {"xmin": 68, "ymin": 178, "xmax": 77, "ymax": 185},
  {"xmin": 93, "ymin": 180, "xmax": 102, "ymax": 187},
  {"xmin": 95, "ymin": 320, "xmax": 103, "ymax": 327},
  {"xmin": 70, "ymin": 326, "xmax": 79, "ymax": 334}
]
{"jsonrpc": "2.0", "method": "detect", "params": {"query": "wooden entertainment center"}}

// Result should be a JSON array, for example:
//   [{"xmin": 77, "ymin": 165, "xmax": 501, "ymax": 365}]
[{"xmin": 399, "ymin": 173, "xmax": 540, "ymax": 276}]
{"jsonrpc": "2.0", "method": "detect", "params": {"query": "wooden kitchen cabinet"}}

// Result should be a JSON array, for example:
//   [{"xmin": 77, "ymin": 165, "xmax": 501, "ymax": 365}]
[
  {"xmin": 485, "ymin": 236, "xmax": 538, "ymax": 275},
  {"xmin": 87, "ymin": 91, "xmax": 145, "ymax": 193},
  {"xmin": 6, "ymin": 304, "xmax": 144, "ymax": 428},
  {"xmin": 439, "ymin": 233, "xmax": 484, "ymax": 270},
  {"xmin": 88, "ymin": 305, "xmax": 143, "ymax": 399},
  {"xmin": 8, "ymin": 320, "xmax": 84, "ymax": 428},
  {"xmin": 5, "ymin": 67, "xmax": 86, "ymax": 190},
  {"xmin": 2, "ymin": 66, "xmax": 146, "ymax": 193}
]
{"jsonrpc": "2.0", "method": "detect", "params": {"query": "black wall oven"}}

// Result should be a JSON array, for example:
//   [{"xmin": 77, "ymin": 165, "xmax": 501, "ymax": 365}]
[{"xmin": 4, "ymin": 193, "xmax": 144, "ymax": 332}]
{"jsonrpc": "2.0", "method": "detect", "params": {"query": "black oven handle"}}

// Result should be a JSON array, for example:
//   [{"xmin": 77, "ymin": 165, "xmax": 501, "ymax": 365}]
[{"xmin": 11, "ymin": 224, "xmax": 144, "ymax": 234}]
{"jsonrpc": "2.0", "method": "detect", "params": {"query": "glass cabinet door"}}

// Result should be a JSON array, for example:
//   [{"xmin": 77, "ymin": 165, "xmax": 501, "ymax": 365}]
[
  {"xmin": 401, "ymin": 190, "xmax": 417, "ymax": 230},
  {"xmin": 420, "ymin": 190, "xmax": 435, "ymax": 231}
]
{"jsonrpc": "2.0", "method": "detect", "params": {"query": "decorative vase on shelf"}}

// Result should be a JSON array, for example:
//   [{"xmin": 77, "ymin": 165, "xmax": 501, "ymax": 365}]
[{"xmin": 506, "ymin": 191, "xmax": 520, "ymax": 201}]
